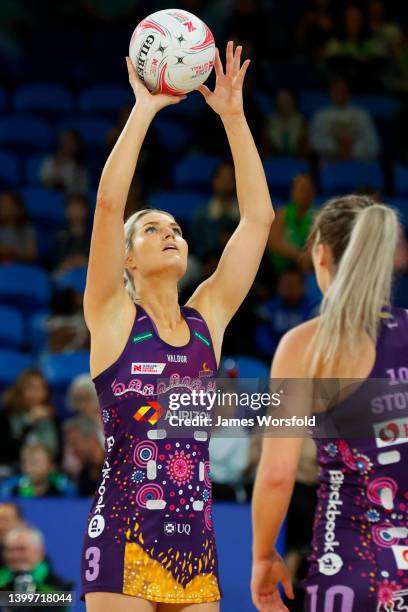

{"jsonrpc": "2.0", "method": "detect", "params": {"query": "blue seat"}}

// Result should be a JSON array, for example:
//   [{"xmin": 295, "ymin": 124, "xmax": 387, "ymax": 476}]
[
  {"xmin": 354, "ymin": 94, "xmax": 398, "ymax": 120},
  {"xmin": 173, "ymin": 154, "xmax": 221, "ymax": 190},
  {"xmin": 395, "ymin": 165, "xmax": 408, "ymax": 196},
  {"xmin": 306, "ymin": 273, "xmax": 322, "ymax": 309},
  {"xmin": 263, "ymin": 158, "xmax": 308, "ymax": 193},
  {"xmin": 57, "ymin": 116, "xmax": 113, "ymax": 148},
  {"xmin": 0, "ymin": 306, "xmax": 24, "ymax": 349},
  {"xmin": 0, "ymin": 89, "xmax": 6, "ymax": 112},
  {"xmin": 79, "ymin": 85, "xmax": 133, "ymax": 114},
  {"xmin": 252, "ymin": 90, "xmax": 275, "ymax": 116},
  {"xmin": 300, "ymin": 90, "xmax": 330, "ymax": 117},
  {"xmin": 28, "ymin": 311, "xmax": 48, "ymax": 355},
  {"xmin": 0, "ymin": 264, "xmax": 51, "ymax": 313},
  {"xmin": 40, "ymin": 351, "xmax": 90, "ymax": 390},
  {"xmin": 153, "ymin": 118, "xmax": 192, "ymax": 153},
  {"xmin": 20, "ymin": 187, "xmax": 65, "ymax": 227},
  {"xmin": 0, "ymin": 150, "xmax": 19, "ymax": 186},
  {"xmin": 149, "ymin": 190, "xmax": 208, "ymax": 221},
  {"xmin": 320, "ymin": 161, "xmax": 384, "ymax": 194},
  {"xmin": 0, "ymin": 115, "xmax": 52, "ymax": 149},
  {"xmin": 221, "ymin": 355, "xmax": 269, "ymax": 379},
  {"xmin": 55, "ymin": 267, "xmax": 87, "ymax": 295},
  {"xmin": 0, "ymin": 349, "xmax": 32, "ymax": 388},
  {"xmin": 25, "ymin": 154, "xmax": 47, "ymax": 184},
  {"xmin": 13, "ymin": 84, "xmax": 74, "ymax": 115}
]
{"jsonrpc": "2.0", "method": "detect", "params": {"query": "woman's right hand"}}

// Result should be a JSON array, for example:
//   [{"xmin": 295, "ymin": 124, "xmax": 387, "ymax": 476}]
[{"xmin": 125, "ymin": 56, "xmax": 186, "ymax": 114}]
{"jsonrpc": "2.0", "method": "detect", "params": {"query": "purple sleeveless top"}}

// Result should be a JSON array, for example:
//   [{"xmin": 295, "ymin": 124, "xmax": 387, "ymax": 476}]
[
  {"xmin": 80, "ymin": 304, "xmax": 223, "ymax": 604},
  {"xmin": 304, "ymin": 306, "xmax": 408, "ymax": 611}
]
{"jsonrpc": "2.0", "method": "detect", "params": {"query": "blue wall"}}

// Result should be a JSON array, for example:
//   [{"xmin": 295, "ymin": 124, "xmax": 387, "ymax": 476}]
[{"xmin": 17, "ymin": 500, "xmax": 285, "ymax": 612}]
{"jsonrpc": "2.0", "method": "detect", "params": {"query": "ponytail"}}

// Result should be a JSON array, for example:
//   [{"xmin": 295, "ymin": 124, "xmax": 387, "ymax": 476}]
[{"xmin": 308, "ymin": 204, "xmax": 399, "ymax": 376}]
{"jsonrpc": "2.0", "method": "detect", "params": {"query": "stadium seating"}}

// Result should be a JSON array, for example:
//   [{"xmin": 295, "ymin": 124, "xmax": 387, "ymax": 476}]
[
  {"xmin": 20, "ymin": 187, "xmax": 65, "ymax": 228},
  {"xmin": 28, "ymin": 312, "xmax": 48, "ymax": 356},
  {"xmin": 149, "ymin": 190, "xmax": 208, "ymax": 221},
  {"xmin": 173, "ymin": 154, "xmax": 221, "ymax": 190},
  {"xmin": 319, "ymin": 160, "xmax": 384, "ymax": 194},
  {"xmin": 0, "ymin": 88, "xmax": 6, "ymax": 112},
  {"xmin": 78, "ymin": 85, "xmax": 133, "ymax": 115},
  {"xmin": 299, "ymin": 90, "xmax": 330, "ymax": 117},
  {"xmin": 263, "ymin": 157, "xmax": 308, "ymax": 195},
  {"xmin": 55, "ymin": 267, "xmax": 87, "ymax": 295},
  {"xmin": 153, "ymin": 118, "xmax": 192, "ymax": 153},
  {"xmin": 57, "ymin": 116, "xmax": 113, "ymax": 148},
  {"xmin": 39, "ymin": 351, "xmax": 90, "ymax": 390},
  {"xmin": 354, "ymin": 94, "xmax": 398, "ymax": 121},
  {"xmin": 0, "ymin": 264, "xmax": 51, "ymax": 313},
  {"xmin": 24, "ymin": 153, "xmax": 47, "ymax": 185},
  {"xmin": 13, "ymin": 83, "xmax": 74, "ymax": 115},
  {"xmin": 0, "ymin": 306, "xmax": 24, "ymax": 349},
  {"xmin": 0, "ymin": 115, "xmax": 52, "ymax": 150},
  {"xmin": 0, "ymin": 150, "xmax": 19, "ymax": 186},
  {"xmin": 222, "ymin": 355, "xmax": 269, "ymax": 379},
  {"xmin": 0, "ymin": 349, "xmax": 32, "ymax": 389}
]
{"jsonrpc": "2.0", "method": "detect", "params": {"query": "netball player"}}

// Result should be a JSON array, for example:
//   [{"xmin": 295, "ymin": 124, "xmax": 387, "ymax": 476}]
[
  {"xmin": 251, "ymin": 195, "xmax": 408, "ymax": 611},
  {"xmin": 80, "ymin": 41, "xmax": 274, "ymax": 611}
]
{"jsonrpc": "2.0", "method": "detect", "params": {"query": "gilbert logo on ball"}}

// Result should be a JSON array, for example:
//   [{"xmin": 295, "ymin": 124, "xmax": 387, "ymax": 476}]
[{"xmin": 129, "ymin": 9, "xmax": 215, "ymax": 94}]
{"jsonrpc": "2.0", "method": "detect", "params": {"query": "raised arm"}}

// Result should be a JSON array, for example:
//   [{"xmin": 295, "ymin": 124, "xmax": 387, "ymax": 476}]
[
  {"xmin": 84, "ymin": 58, "xmax": 185, "ymax": 327},
  {"xmin": 188, "ymin": 42, "xmax": 275, "ymax": 337}
]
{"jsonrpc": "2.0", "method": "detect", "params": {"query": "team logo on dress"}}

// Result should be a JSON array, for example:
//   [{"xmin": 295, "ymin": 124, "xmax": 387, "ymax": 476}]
[
  {"xmin": 164, "ymin": 522, "xmax": 176, "ymax": 535},
  {"xmin": 318, "ymin": 553, "xmax": 343, "ymax": 576},
  {"xmin": 374, "ymin": 418, "xmax": 408, "ymax": 448},
  {"xmin": 199, "ymin": 361, "xmax": 213, "ymax": 378},
  {"xmin": 131, "ymin": 362, "xmax": 166, "ymax": 375},
  {"xmin": 392, "ymin": 545, "xmax": 408, "ymax": 570},
  {"xmin": 134, "ymin": 401, "xmax": 165, "ymax": 425}
]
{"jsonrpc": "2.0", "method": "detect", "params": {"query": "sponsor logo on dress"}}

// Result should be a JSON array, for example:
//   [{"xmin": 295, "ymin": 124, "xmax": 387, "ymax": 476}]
[
  {"xmin": 318, "ymin": 470, "xmax": 344, "ymax": 575},
  {"xmin": 167, "ymin": 354, "xmax": 187, "ymax": 363},
  {"xmin": 132, "ymin": 332, "xmax": 153, "ymax": 344},
  {"xmin": 392, "ymin": 545, "xmax": 408, "ymax": 570},
  {"xmin": 88, "ymin": 435, "xmax": 115, "ymax": 539},
  {"xmin": 374, "ymin": 417, "xmax": 408, "ymax": 448},
  {"xmin": 131, "ymin": 362, "xmax": 166, "ymax": 375},
  {"xmin": 134, "ymin": 401, "xmax": 165, "ymax": 425},
  {"xmin": 164, "ymin": 521, "xmax": 191, "ymax": 536}
]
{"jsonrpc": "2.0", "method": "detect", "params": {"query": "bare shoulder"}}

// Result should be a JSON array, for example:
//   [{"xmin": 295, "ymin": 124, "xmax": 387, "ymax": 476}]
[
  {"xmin": 185, "ymin": 281, "xmax": 223, "ymax": 364},
  {"xmin": 272, "ymin": 316, "xmax": 320, "ymax": 377}
]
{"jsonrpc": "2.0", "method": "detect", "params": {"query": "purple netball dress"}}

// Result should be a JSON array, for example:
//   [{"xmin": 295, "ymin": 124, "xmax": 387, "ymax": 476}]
[
  {"xmin": 80, "ymin": 304, "xmax": 223, "ymax": 604},
  {"xmin": 304, "ymin": 307, "xmax": 408, "ymax": 611}
]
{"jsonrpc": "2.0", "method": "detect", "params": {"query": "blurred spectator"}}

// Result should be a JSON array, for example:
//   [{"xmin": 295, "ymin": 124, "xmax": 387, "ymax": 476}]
[
  {"xmin": 190, "ymin": 162, "xmax": 239, "ymax": 259},
  {"xmin": 0, "ymin": 503, "xmax": 24, "ymax": 566},
  {"xmin": 63, "ymin": 375, "xmax": 103, "ymax": 479},
  {"xmin": 296, "ymin": 0, "xmax": 335, "ymax": 59},
  {"xmin": 63, "ymin": 417, "xmax": 104, "ymax": 497},
  {"xmin": 324, "ymin": 5, "xmax": 387, "ymax": 89},
  {"xmin": 263, "ymin": 89, "xmax": 308, "ymax": 158},
  {"xmin": 1, "ymin": 443, "xmax": 75, "ymax": 499},
  {"xmin": 0, "ymin": 524, "xmax": 73, "ymax": 598},
  {"xmin": 310, "ymin": 78, "xmax": 380, "ymax": 162},
  {"xmin": 210, "ymin": 433, "xmax": 252, "ymax": 502},
  {"xmin": 45, "ymin": 289, "xmax": 89, "ymax": 353},
  {"xmin": 368, "ymin": 0, "xmax": 402, "ymax": 59},
  {"xmin": 267, "ymin": 174, "xmax": 315, "ymax": 274},
  {"xmin": 50, "ymin": 195, "xmax": 91, "ymax": 274},
  {"xmin": 0, "ymin": 191, "xmax": 37, "ymax": 263},
  {"xmin": 255, "ymin": 267, "xmax": 313, "ymax": 360},
  {"xmin": 106, "ymin": 105, "xmax": 132, "ymax": 151},
  {"xmin": 0, "ymin": 370, "xmax": 61, "ymax": 471},
  {"xmin": 40, "ymin": 129, "xmax": 89, "ymax": 196}
]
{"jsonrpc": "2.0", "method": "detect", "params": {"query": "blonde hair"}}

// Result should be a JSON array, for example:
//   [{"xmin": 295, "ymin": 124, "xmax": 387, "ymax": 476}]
[
  {"xmin": 307, "ymin": 195, "xmax": 399, "ymax": 377},
  {"xmin": 124, "ymin": 208, "xmax": 175, "ymax": 300}
]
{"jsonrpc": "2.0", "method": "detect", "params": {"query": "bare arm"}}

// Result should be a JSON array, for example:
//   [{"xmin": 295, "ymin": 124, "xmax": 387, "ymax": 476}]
[
  {"xmin": 251, "ymin": 322, "xmax": 316, "ymax": 611},
  {"xmin": 84, "ymin": 58, "xmax": 185, "ymax": 329},
  {"xmin": 188, "ymin": 42, "xmax": 274, "ymax": 337}
]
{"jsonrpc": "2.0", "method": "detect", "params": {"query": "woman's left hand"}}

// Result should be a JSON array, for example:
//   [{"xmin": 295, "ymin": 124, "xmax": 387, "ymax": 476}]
[
  {"xmin": 198, "ymin": 40, "xmax": 250, "ymax": 121},
  {"xmin": 251, "ymin": 551, "xmax": 294, "ymax": 611}
]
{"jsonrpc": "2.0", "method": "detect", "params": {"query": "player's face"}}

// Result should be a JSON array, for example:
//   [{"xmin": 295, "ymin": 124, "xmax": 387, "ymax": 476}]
[{"xmin": 128, "ymin": 211, "xmax": 188, "ymax": 280}]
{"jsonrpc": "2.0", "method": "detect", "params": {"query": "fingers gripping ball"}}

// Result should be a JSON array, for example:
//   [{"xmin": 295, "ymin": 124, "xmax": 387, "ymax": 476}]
[{"xmin": 129, "ymin": 9, "xmax": 215, "ymax": 94}]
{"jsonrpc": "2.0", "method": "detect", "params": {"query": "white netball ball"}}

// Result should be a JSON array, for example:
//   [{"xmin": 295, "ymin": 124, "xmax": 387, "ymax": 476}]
[{"xmin": 129, "ymin": 9, "xmax": 215, "ymax": 95}]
